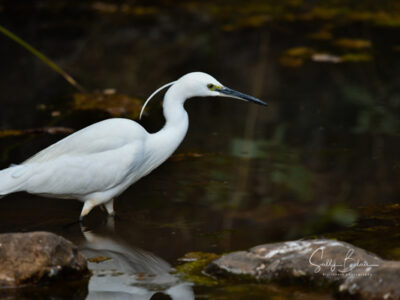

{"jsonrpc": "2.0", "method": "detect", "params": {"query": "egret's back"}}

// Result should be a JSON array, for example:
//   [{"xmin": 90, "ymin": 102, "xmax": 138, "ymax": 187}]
[
  {"xmin": 0, "ymin": 118, "xmax": 149, "ymax": 199},
  {"xmin": 24, "ymin": 118, "xmax": 147, "ymax": 164}
]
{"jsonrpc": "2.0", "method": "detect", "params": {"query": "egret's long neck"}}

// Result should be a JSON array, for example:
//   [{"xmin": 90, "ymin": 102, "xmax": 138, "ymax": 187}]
[
  {"xmin": 147, "ymin": 84, "xmax": 189, "ymax": 165},
  {"xmin": 162, "ymin": 85, "xmax": 189, "ymax": 130}
]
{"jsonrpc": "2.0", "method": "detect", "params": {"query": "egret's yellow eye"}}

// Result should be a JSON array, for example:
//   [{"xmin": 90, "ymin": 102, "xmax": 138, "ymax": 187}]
[{"xmin": 207, "ymin": 83, "xmax": 217, "ymax": 91}]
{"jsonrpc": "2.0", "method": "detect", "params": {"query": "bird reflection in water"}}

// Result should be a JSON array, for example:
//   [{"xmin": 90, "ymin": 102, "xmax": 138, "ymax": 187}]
[{"xmin": 80, "ymin": 225, "xmax": 194, "ymax": 300}]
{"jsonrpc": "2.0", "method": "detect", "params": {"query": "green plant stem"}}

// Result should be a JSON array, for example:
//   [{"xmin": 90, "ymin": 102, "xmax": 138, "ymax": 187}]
[{"xmin": 0, "ymin": 25, "xmax": 85, "ymax": 92}]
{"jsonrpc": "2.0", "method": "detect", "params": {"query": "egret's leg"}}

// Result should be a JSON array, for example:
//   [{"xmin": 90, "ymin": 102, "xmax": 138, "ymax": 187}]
[
  {"xmin": 104, "ymin": 199, "xmax": 115, "ymax": 217},
  {"xmin": 79, "ymin": 200, "xmax": 97, "ymax": 222}
]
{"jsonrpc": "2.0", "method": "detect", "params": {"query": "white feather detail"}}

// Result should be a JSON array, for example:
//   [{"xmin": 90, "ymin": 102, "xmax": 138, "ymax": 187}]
[
  {"xmin": 11, "ymin": 165, "xmax": 25, "ymax": 178},
  {"xmin": 139, "ymin": 81, "xmax": 176, "ymax": 120}
]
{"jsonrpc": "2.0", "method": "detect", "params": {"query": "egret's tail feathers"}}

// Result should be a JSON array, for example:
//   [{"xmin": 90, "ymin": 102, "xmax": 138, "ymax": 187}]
[{"xmin": 0, "ymin": 165, "xmax": 26, "ymax": 196}]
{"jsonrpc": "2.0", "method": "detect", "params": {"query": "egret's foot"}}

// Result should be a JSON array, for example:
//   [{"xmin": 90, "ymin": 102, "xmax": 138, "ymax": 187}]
[
  {"xmin": 80, "ymin": 199, "xmax": 97, "ymax": 222},
  {"xmin": 104, "ymin": 199, "xmax": 115, "ymax": 217}
]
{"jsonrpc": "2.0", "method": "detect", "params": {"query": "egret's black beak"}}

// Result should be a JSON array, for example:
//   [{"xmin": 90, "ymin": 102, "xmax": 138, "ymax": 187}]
[{"xmin": 218, "ymin": 87, "xmax": 267, "ymax": 106}]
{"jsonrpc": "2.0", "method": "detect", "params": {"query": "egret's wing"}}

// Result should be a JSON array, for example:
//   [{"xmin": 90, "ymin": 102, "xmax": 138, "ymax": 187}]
[
  {"xmin": 23, "ymin": 139, "xmax": 146, "ymax": 197},
  {"xmin": 24, "ymin": 118, "xmax": 147, "ymax": 164},
  {"xmin": 2, "ymin": 118, "xmax": 149, "ymax": 197}
]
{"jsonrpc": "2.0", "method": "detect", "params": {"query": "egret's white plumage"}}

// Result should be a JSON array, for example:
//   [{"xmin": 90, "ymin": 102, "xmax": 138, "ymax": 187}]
[{"xmin": 0, "ymin": 72, "xmax": 266, "ymax": 220}]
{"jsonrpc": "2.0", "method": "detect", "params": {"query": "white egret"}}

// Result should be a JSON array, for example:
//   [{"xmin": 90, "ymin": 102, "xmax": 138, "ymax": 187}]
[{"xmin": 0, "ymin": 72, "xmax": 267, "ymax": 221}]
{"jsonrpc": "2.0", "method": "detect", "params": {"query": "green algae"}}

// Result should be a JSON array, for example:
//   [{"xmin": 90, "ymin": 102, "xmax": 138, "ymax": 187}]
[
  {"xmin": 175, "ymin": 252, "xmax": 221, "ymax": 286},
  {"xmin": 334, "ymin": 38, "xmax": 372, "ymax": 50},
  {"xmin": 340, "ymin": 53, "xmax": 373, "ymax": 62}
]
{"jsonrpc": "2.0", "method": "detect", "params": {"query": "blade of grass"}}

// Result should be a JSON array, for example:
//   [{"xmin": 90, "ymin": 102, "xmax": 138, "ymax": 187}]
[{"xmin": 0, "ymin": 25, "xmax": 85, "ymax": 92}]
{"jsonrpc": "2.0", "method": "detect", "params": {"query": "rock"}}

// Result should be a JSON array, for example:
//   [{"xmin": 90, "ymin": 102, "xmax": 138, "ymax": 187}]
[
  {"xmin": 0, "ymin": 231, "xmax": 89, "ymax": 288},
  {"xmin": 206, "ymin": 239, "xmax": 400, "ymax": 300}
]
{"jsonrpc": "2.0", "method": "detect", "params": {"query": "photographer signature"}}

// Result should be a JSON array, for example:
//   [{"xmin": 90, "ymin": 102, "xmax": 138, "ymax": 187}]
[{"xmin": 309, "ymin": 247, "xmax": 379, "ymax": 273}]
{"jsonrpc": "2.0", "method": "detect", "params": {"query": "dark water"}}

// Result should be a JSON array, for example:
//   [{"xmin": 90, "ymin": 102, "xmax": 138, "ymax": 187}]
[{"xmin": 1, "ymin": 1, "xmax": 400, "ymax": 299}]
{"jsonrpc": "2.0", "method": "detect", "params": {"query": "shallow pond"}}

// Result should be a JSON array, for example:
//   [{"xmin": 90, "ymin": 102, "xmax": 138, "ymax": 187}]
[{"xmin": 1, "ymin": 0, "xmax": 400, "ymax": 299}]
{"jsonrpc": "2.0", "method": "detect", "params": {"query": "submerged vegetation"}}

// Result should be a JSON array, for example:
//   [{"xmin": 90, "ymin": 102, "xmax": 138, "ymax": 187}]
[{"xmin": 175, "ymin": 252, "xmax": 220, "ymax": 286}]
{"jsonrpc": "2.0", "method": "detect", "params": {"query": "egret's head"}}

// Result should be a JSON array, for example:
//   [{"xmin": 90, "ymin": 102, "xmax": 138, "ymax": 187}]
[
  {"xmin": 173, "ymin": 72, "xmax": 223, "ymax": 98},
  {"xmin": 175, "ymin": 72, "xmax": 267, "ymax": 106},
  {"xmin": 139, "ymin": 72, "xmax": 267, "ymax": 119}
]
